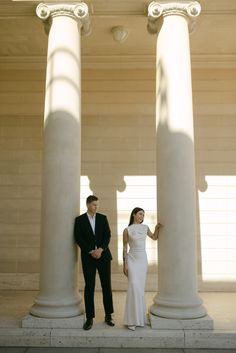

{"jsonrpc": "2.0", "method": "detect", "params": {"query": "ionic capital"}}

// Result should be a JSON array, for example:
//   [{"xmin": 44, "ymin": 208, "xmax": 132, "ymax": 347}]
[
  {"xmin": 36, "ymin": 2, "xmax": 91, "ymax": 35},
  {"xmin": 147, "ymin": 1, "xmax": 201, "ymax": 34}
]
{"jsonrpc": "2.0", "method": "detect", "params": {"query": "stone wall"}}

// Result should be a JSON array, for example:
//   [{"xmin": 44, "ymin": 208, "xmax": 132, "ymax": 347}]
[{"xmin": 0, "ymin": 66, "xmax": 236, "ymax": 290}]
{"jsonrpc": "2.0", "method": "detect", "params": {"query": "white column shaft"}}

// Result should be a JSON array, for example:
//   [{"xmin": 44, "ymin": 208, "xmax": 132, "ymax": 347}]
[
  {"xmin": 31, "ymin": 4, "xmax": 89, "ymax": 318},
  {"xmin": 149, "ymin": 2, "xmax": 206, "ymax": 319}
]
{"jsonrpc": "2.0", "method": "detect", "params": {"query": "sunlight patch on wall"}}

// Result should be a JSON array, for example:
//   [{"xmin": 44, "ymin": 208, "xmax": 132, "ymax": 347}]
[
  {"xmin": 198, "ymin": 175, "xmax": 236, "ymax": 282},
  {"xmin": 117, "ymin": 176, "xmax": 158, "ymax": 265},
  {"xmin": 80, "ymin": 176, "xmax": 93, "ymax": 213}
]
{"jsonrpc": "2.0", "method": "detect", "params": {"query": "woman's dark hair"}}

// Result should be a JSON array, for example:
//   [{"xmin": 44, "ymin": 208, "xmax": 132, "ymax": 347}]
[
  {"xmin": 128, "ymin": 207, "xmax": 145, "ymax": 226},
  {"xmin": 86, "ymin": 195, "xmax": 98, "ymax": 204}
]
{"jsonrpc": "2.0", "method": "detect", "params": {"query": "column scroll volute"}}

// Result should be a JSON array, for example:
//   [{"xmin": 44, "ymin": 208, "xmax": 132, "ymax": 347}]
[
  {"xmin": 36, "ymin": 2, "xmax": 91, "ymax": 36},
  {"xmin": 147, "ymin": 1, "xmax": 201, "ymax": 34}
]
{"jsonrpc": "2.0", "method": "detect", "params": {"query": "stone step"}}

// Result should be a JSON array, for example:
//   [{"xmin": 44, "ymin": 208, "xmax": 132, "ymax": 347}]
[{"xmin": 0, "ymin": 325, "xmax": 236, "ymax": 349}]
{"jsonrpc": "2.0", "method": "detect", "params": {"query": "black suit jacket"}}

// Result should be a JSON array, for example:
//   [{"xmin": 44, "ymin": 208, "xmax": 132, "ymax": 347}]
[{"xmin": 74, "ymin": 212, "xmax": 112, "ymax": 262}]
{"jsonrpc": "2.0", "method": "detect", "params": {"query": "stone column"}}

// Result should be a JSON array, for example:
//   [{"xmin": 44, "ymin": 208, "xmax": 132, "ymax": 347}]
[
  {"xmin": 30, "ymin": 3, "xmax": 90, "ymax": 318},
  {"xmin": 148, "ymin": 1, "xmax": 207, "ymax": 320}
]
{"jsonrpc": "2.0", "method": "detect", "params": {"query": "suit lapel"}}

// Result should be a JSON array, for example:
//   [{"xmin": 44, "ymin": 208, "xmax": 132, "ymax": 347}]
[
  {"xmin": 94, "ymin": 213, "xmax": 101, "ymax": 237},
  {"xmin": 83, "ymin": 213, "xmax": 95, "ymax": 237},
  {"xmin": 94, "ymin": 214, "xmax": 98, "ymax": 235}
]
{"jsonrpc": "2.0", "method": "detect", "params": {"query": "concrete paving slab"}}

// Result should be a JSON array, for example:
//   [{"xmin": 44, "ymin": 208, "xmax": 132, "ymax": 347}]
[
  {"xmin": 1, "ymin": 291, "xmax": 236, "ymax": 349},
  {"xmin": 0, "ymin": 328, "xmax": 51, "ymax": 347},
  {"xmin": 26, "ymin": 348, "xmax": 99, "ymax": 353},
  {"xmin": 0, "ymin": 349, "xmax": 27, "ymax": 353},
  {"xmin": 185, "ymin": 330, "xmax": 236, "ymax": 349}
]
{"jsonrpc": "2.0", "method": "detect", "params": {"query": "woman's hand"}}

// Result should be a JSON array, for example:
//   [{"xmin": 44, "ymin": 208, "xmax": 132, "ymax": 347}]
[
  {"xmin": 152, "ymin": 222, "xmax": 163, "ymax": 240},
  {"xmin": 156, "ymin": 222, "xmax": 163, "ymax": 232}
]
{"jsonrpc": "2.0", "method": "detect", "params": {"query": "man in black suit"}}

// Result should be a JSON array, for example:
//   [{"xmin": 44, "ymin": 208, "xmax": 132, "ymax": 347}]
[{"xmin": 74, "ymin": 195, "xmax": 114, "ymax": 330}]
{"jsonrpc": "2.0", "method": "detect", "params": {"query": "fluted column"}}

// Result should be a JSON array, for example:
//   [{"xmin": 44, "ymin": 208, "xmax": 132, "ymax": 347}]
[
  {"xmin": 148, "ymin": 1, "xmax": 207, "ymax": 319},
  {"xmin": 30, "ymin": 3, "xmax": 90, "ymax": 318}
]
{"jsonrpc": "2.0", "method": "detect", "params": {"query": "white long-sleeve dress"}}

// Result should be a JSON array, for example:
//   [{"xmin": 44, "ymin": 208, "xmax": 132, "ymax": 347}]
[{"xmin": 123, "ymin": 223, "xmax": 148, "ymax": 327}]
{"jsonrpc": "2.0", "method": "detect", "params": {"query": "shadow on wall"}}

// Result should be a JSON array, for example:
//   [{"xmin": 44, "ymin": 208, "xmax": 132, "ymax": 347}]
[
  {"xmin": 41, "ymin": 23, "xmax": 236, "ymax": 292},
  {"xmin": 80, "ymin": 58, "xmax": 236, "ymax": 291},
  {"xmin": 156, "ymin": 58, "xmax": 236, "ymax": 291}
]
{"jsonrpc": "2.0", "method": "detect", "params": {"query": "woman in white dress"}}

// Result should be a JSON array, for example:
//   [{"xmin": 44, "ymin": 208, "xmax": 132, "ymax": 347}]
[{"xmin": 123, "ymin": 207, "xmax": 162, "ymax": 331}]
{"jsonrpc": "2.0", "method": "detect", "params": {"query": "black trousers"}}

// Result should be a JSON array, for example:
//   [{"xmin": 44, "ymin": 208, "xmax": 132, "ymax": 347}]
[{"xmin": 81, "ymin": 253, "xmax": 114, "ymax": 319}]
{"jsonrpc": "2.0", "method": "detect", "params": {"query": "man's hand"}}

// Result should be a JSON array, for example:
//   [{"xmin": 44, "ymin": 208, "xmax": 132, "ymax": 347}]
[{"xmin": 90, "ymin": 248, "xmax": 103, "ymax": 259}]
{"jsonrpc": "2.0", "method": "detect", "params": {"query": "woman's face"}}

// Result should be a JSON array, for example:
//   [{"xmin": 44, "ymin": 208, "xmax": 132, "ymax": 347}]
[{"xmin": 133, "ymin": 210, "xmax": 144, "ymax": 223}]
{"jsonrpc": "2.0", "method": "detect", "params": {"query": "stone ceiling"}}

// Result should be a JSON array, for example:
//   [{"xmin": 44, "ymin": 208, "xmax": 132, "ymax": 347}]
[{"xmin": 0, "ymin": 0, "xmax": 236, "ymax": 68}]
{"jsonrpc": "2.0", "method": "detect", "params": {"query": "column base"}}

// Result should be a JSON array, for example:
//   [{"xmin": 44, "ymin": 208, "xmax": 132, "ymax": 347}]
[
  {"xmin": 30, "ymin": 294, "xmax": 84, "ymax": 319},
  {"xmin": 150, "ymin": 296, "xmax": 207, "ymax": 319},
  {"xmin": 150, "ymin": 313, "xmax": 214, "ymax": 330},
  {"xmin": 22, "ymin": 314, "xmax": 84, "ymax": 329}
]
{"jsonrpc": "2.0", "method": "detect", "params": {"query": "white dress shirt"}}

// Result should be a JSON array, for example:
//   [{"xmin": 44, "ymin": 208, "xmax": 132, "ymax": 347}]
[{"xmin": 87, "ymin": 213, "xmax": 96, "ymax": 234}]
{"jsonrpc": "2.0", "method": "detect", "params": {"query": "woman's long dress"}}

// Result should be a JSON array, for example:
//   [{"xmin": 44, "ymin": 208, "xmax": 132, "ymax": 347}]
[{"xmin": 123, "ymin": 223, "xmax": 148, "ymax": 327}]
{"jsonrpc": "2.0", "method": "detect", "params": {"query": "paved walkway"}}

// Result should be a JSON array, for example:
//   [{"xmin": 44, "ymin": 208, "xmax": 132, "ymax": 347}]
[
  {"xmin": 0, "ymin": 291, "xmax": 236, "ymax": 349},
  {"xmin": 1, "ymin": 291, "xmax": 236, "ymax": 331}
]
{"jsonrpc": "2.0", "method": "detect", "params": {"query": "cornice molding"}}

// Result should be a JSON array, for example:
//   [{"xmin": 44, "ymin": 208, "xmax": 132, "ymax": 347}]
[
  {"xmin": 1, "ymin": 54, "xmax": 236, "ymax": 70},
  {"xmin": 147, "ymin": 1, "xmax": 201, "ymax": 34},
  {"xmin": 1, "ymin": 0, "xmax": 236, "ymax": 17},
  {"xmin": 2, "ymin": 0, "xmax": 236, "ymax": 18},
  {"xmin": 36, "ymin": 2, "xmax": 91, "ymax": 35}
]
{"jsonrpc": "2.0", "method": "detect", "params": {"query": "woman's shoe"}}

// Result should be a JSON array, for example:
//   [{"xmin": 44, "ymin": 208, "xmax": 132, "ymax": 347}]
[{"xmin": 128, "ymin": 325, "xmax": 136, "ymax": 331}]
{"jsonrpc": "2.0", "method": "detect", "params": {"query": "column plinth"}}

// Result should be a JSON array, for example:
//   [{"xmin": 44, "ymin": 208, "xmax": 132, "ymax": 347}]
[
  {"xmin": 30, "ymin": 3, "xmax": 90, "ymax": 319},
  {"xmin": 147, "ymin": 1, "xmax": 207, "ymax": 320}
]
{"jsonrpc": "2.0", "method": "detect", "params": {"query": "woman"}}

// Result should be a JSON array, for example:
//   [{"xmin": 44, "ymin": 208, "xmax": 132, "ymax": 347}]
[{"xmin": 123, "ymin": 207, "xmax": 162, "ymax": 331}]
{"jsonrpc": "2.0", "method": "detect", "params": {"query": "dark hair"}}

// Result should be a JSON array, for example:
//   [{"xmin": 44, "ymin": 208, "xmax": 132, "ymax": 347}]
[
  {"xmin": 128, "ymin": 207, "xmax": 145, "ymax": 226},
  {"xmin": 86, "ymin": 195, "xmax": 98, "ymax": 204}
]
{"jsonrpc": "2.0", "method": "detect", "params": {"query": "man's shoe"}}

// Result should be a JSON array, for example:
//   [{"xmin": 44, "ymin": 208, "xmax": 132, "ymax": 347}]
[
  {"xmin": 105, "ymin": 315, "xmax": 115, "ymax": 327},
  {"xmin": 83, "ymin": 318, "xmax": 93, "ymax": 330}
]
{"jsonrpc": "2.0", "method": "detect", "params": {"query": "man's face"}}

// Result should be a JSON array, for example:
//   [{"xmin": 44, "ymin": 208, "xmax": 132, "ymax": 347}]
[{"xmin": 87, "ymin": 201, "xmax": 99, "ymax": 215}]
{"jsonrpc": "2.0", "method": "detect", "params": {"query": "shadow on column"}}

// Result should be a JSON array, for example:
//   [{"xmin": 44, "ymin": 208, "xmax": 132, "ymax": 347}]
[
  {"xmin": 152, "ymin": 59, "xmax": 207, "ymax": 319},
  {"xmin": 30, "ymin": 110, "xmax": 84, "ymax": 319}
]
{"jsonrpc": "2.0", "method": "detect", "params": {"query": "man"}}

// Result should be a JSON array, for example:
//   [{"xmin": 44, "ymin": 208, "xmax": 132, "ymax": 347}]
[{"xmin": 74, "ymin": 195, "xmax": 114, "ymax": 330}]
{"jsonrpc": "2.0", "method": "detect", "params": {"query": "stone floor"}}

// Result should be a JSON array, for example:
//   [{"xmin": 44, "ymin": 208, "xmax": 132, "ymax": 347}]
[
  {"xmin": 1, "ymin": 349, "xmax": 236, "ymax": 353},
  {"xmin": 0, "ymin": 349, "xmax": 236, "ymax": 353},
  {"xmin": 0, "ymin": 291, "xmax": 236, "ymax": 349}
]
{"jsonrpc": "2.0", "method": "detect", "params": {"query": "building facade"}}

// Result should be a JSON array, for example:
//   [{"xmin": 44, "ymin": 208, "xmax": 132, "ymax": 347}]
[{"xmin": 0, "ymin": 0, "xmax": 236, "ymax": 319}]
